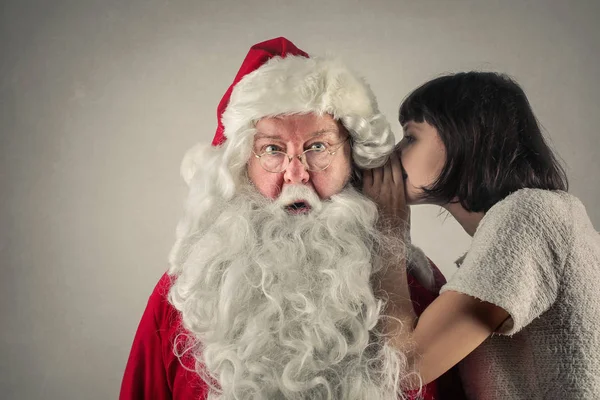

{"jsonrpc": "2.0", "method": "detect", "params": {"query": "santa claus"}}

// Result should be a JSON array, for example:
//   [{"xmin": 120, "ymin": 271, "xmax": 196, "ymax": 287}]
[{"xmin": 120, "ymin": 37, "xmax": 461, "ymax": 400}]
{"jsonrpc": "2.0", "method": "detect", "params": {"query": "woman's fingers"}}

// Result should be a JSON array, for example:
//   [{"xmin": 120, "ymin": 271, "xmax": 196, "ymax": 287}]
[
  {"xmin": 372, "ymin": 164, "xmax": 383, "ymax": 186},
  {"xmin": 361, "ymin": 151, "xmax": 410, "ymax": 226},
  {"xmin": 382, "ymin": 156, "xmax": 393, "ymax": 184},
  {"xmin": 362, "ymin": 169, "xmax": 373, "ymax": 187},
  {"xmin": 389, "ymin": 151, "xmax": 403, "ymax": 185}
]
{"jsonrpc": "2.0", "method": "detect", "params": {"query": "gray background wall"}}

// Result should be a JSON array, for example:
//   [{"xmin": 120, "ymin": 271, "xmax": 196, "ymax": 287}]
[{"xmin": 1, "ymin": 0, "xmax": 598, "ymax": 399}]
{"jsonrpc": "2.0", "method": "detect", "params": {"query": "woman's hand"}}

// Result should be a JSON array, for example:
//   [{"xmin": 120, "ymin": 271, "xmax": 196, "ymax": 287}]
[
  {"xmin": 363, "ymin": 151, "xmax": 416, "ymax": 345},
  {"xmin": 362, "ymin": 151, "xmax": 410, "ymax": 229}
]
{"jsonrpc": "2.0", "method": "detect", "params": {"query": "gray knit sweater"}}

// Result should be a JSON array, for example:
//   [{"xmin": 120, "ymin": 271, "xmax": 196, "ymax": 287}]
[{"xmin": 440, "ymin": 188, "xmax": 600, "ymax": 400}]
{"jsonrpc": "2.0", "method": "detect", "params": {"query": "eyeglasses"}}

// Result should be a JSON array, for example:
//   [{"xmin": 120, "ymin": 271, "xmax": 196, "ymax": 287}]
[{"xmin": 252, "ymin": 137, "xmax": 350, "ymax": 173}]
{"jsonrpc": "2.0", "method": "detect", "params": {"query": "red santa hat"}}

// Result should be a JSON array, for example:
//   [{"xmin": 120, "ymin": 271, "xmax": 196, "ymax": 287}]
[
  {"xmin": 210, "ymin": 37, "xmax": 394, "ymax": 167},
  {"xmin": 212, "ymin": 37, "xmax": 308, "ymax": 146}
]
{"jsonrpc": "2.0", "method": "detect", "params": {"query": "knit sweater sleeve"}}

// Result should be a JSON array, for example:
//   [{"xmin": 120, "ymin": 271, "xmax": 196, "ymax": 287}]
[{"xmin": 441, "ymin": 189, "xmax": 573, "ymax": 335}]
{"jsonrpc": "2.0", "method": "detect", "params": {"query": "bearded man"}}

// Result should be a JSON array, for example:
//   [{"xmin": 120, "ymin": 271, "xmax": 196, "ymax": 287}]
[{"xmin": 120, "ymin": 37, "xmax": 460, "ymax": 400}]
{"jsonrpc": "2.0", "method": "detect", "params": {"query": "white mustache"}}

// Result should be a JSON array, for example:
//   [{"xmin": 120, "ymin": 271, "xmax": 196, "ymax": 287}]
[{"xmin": 274, "ymin": 185, "xmax": 323, "ymax": 212}]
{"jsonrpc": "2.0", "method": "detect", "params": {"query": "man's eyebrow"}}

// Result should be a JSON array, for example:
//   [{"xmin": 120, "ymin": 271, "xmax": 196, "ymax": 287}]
[
  {"xmin": 310, "ymin": 128, "xmax": 339, "ymax": 138},
  {"xmin": 254, "ymin": 132, "xmax": 282, "ymax": 140}
]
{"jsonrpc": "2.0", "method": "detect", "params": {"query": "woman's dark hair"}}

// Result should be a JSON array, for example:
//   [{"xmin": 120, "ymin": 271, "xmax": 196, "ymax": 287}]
[{"xmin": 399, "ymin": 71, "xmax": 568, "ymax": 212}]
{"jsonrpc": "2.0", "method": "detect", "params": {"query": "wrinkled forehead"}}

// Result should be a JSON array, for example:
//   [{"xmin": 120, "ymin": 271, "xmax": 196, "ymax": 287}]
[{"xmin": 253, "ymin": 114, "xmax": 350, "ymax": 145}]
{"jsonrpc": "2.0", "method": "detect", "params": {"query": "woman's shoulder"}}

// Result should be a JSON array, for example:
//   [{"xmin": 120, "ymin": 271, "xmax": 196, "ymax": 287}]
[
  {"xmin": 469, "ymin": 189, "xmax": 586, "ymax": 260},
  {"xmin": 493, "ymin": 188, "xmax": 576, "ymax": 213},
  {"xmin": 482, "ymin": 189, "xmax": 580, "ymax": 231}
]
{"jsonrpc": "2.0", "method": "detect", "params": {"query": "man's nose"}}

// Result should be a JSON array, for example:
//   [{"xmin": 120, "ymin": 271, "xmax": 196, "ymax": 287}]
[{"xmin": 283, "ymin": 156, "xmax": 310, "ymax": 185}]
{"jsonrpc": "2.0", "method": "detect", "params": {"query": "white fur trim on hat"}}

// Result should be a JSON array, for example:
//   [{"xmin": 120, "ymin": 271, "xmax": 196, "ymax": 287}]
[{"xmin": 221, "ymin": 55, "xmax": 395, "ymax": 169}]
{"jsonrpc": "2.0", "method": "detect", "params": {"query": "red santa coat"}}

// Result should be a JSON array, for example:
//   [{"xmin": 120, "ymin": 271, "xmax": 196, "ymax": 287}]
[{"xmin": 120, "ymin": 263, "xmax": 464, "ymax": 400}]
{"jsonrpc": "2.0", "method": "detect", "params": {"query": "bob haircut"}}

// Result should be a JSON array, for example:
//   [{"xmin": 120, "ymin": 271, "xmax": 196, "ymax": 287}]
[{"xmin": 399, "ymin": 71, "xmax": 568, "ymax": 213}]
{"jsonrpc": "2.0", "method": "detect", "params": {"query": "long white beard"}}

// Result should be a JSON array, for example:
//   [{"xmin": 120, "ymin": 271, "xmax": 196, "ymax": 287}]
[{"xmin": 168, "ymin": 183, "xmax": 408, "ymax": 400}]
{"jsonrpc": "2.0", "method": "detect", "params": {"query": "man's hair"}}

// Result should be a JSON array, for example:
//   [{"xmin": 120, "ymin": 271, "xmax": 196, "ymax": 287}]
[{"xmin": 399, "ymin": 71, "xmax": 568, "ymax": 212}]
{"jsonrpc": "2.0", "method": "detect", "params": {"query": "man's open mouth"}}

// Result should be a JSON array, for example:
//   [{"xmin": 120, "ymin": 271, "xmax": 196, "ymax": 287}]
[{"xmin": 284, "ymin": 200, "xmax": 312, "ymax": 215}]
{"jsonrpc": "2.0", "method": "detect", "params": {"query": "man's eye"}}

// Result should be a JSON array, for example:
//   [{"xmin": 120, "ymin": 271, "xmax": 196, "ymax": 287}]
[
  {"xmin": 264, "ymin": 145, "xmax": 282, "ymax": 154},
  {"xmin": 309, "ymin": 142, "xmax": 327, "ymax": 152}
]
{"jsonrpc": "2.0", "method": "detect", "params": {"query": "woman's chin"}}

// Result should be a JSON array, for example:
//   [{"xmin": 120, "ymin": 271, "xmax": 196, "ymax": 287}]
[{"xmin": 405, "ymin": 190, "xmax": 422, "ymax": 206}]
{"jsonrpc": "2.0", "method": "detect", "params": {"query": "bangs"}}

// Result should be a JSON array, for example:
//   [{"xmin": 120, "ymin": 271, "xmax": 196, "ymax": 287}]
[
  {"xmin": 399, "ymin": 77, "xmax": 451, "ymax": 128},
  {"xmin": 399, "ymin": 91, "xmax": 427, "ymax": 126}
]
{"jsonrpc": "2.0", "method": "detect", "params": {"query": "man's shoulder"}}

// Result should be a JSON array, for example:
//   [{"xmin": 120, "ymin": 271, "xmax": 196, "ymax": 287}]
[
  {"xmin": 146, "ymin": 273, "xmax": 193, "ymax": 368},
  {"xmin": 407, "ymin": 257, "xmax": 443, "ymax": 316},
  {"xmin": 406, "ymin": 244, "xmax": 441, "ymax": 292},
  {"xmin": 151, "ymin": 272, "xmax": 174, "ymax": 300},
  {"xmin": 145, "ymin": 273, "xmax": 181, "ymax": 331}
]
